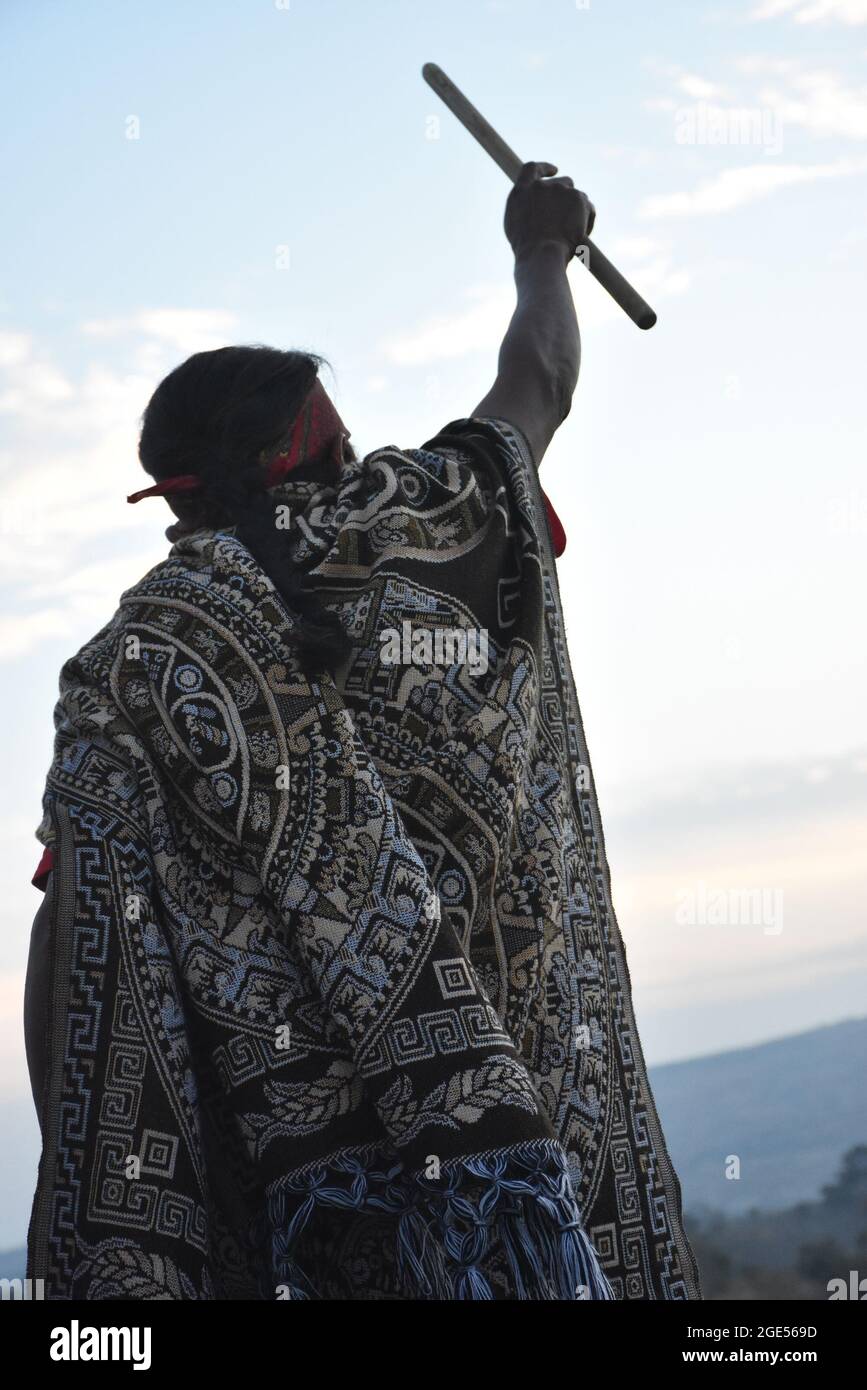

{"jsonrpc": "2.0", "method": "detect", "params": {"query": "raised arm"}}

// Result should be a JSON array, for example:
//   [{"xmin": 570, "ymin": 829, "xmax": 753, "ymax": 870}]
[{"xmin": 473, "ymin": 162, "xmax": 595, "ymax": 467}]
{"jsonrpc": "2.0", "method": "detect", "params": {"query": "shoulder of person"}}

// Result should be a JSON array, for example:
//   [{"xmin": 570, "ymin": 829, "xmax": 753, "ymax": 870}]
[
  {"xmin": 356, "ymin": 417, "xmax": 532, "ymax": 499},
  {"xmin": 419, "ymin": 415, "xmax": 534, "ymax": 481}
]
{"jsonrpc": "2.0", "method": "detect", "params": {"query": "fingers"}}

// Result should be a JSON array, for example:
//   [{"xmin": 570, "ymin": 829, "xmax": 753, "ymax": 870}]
[
  {"xmin": 557, "ymin": 184, "xmax": 597, "ymax": 240},
  {"xmin": 516, "ymin": 163, "xmax": 595, "ymax": 233},
  {"xmin": 516, "ymin": 160, "xmax": 558, "ymax": 185},
  {"xmin": 565, "ymin": 188, "xmax": 596, "ymax": 239},
  {"xmin": 509, "ymin": 165, "xmax": 597, "ymax": 251}
]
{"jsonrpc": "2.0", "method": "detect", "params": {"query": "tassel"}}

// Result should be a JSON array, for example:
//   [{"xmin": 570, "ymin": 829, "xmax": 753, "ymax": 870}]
[{"xmin": 262, "ymin": 1139, "xmax": 614, "ymax": 1301}]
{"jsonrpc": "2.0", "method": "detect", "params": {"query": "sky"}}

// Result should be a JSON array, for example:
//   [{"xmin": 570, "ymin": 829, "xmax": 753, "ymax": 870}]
[{"xmin": 1, "ymin": 0, "xmax": 866, "ymax": 1245}]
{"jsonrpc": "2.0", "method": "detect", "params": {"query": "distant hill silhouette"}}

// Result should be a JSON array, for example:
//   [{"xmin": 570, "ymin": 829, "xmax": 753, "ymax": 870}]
[
  {"xmin": 651, "ymin": 1016, "xmax": 867, "ymax": 1216},
  {"xmin": 688, "ymin": 1144, "xmax": 867, "ymax": 1299},
  {"xmin": 0, "ymin": 1246, "xmax": 24, "ymax": 1280}
]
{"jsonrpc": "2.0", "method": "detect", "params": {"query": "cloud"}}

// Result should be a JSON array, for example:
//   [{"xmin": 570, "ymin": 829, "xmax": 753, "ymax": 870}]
[
  {"xmin": 82, "ymin": 308, "xmax": 236, "ymax": 353},
  {"xmin": 756, "ymin": 68, "xmax": 867, "ymax": 140},
  {"xmin": 0, "ymin": 311, "xmax": 237, "ymax": 664},
  {"xmin": 0, "ymin": 609, "xmax": 70, "ymax": 660},
  {"xmin": 567, "ymin": 251, "xmax": 691, "ymax": 327},
  {"xmin": 645, "ymin": 66, "xmax": 732, "ymax": 114},
  {"xmin": 382, "ymin": 285, "xmax": 514, "ymax": 366},
  {"xmin": 650, "ymin": 54, "xmax": 867, "ymax": 161},
  {"xmin": 677, "ymin": 73, "xmax": 731, "ymax": 100},
  {"xmin": 735, "ymin": 57, "xmax": 800, "ymax": 75},
  {"xmin": 382, "ymin": 249, "xmax": 691, "ymax": 365},
  {"xmin": 82, "ymin": 308, "xmax": 238, "ymax": 377},
  {"xmin": 0, "ymin": 332, "xmax": 31, "ymax": 369},
  {"xmin": 0, "ymin": 358, "xmax": 74, "ymax": 416},
  {"xmin": 751, "ymin": 0, "xmax": 867, "ymax": 23},
  {"xmin": 608, "ymin": 746, "xmax": 867, "ymax": 843},
  {"xmin": 0, "ymin": 330, "xmax": 74, "ymax": 416},
  {"xmin": 605, "ymin": 748, "xmax": 867, "ymax": 1037},
  {"xmin": 640, "ymin": 157, "xmax": 867, "ymax": 217}
]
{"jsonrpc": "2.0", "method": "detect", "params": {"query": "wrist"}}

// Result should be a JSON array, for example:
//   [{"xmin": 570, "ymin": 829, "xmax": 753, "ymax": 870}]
[{"xmin": 513, "ymin": 239, "xmax": 573, "ymax": 271}]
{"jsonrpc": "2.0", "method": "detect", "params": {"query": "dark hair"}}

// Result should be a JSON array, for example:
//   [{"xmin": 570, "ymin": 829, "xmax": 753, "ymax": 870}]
[{"xmin": 138, "ymin": 345, "xmax": 350, "ymax": 671}]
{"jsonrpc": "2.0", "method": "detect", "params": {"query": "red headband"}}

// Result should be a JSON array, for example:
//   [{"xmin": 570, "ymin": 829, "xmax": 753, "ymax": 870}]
[{"xmin": 128, "ymin": 379, "xmax": 350, "ymax": 504}]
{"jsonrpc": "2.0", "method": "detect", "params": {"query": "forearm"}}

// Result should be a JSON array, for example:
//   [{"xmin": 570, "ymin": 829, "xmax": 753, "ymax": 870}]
[
  {"xmin": 473, "ymin": 166, "xmax": 591, "ymax": 464},
  {"xmin": 500, "ymin": 242, "xmax": 580, "ymax": 419}
]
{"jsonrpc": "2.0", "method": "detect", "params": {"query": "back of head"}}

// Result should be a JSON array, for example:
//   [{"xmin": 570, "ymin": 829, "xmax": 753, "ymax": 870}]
[{"xmin": 139, "ymin": 345, "xmax": 349, "ymax": 671}]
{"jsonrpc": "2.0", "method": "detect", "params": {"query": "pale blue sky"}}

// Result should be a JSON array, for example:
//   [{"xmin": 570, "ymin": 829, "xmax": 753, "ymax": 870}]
[{"xmin": 1, "ymin": 0, "xmax": 866, "ymax": 1242}]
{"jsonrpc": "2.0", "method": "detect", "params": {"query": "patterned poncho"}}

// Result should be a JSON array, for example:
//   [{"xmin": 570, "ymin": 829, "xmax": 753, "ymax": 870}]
[{"xmin": 28, "ymin": 415, "xmax": 700, "ymax": 1300}]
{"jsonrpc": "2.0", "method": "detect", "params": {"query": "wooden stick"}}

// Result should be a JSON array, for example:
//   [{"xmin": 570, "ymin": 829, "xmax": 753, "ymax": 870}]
[{"xmin": 422, "ymin": 62, "xmax": 657, "ymax": 331}]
